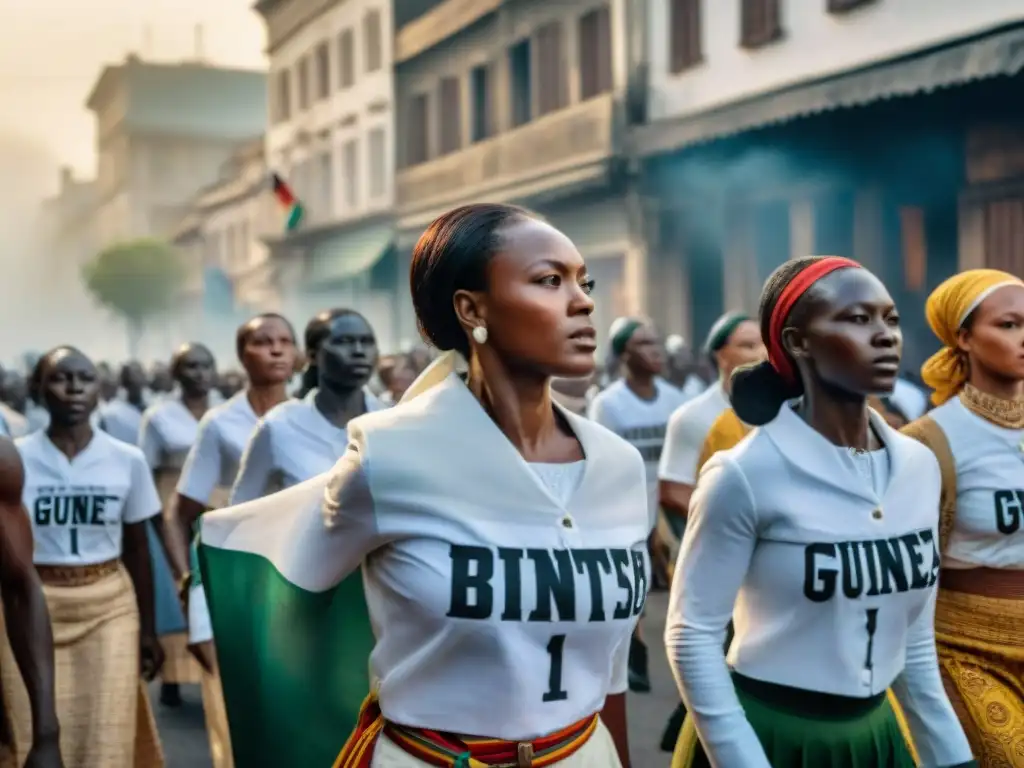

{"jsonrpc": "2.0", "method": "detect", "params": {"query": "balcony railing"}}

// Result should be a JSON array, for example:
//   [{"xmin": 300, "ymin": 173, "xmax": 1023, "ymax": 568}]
[{"xmin": 397, "ymin": 93, "xmax": 616, "ymax": 210}]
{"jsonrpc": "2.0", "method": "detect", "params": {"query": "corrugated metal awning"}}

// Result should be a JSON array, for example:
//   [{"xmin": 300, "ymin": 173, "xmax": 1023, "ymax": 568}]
[{"xmin": 632, "ymin": 23, "xmax": 1024, "ymax": 158}]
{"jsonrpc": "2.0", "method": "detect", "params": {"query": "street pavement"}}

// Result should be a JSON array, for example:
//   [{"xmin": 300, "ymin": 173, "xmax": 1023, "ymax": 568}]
[
  {"xmin": 149, "ymin": 681, "xmax": 211, "ymax": 768},
  {"xmin": 627, "ymin": 589, "xmax": 680, "ymax": 767},
  {"xmin": 151, "ymin": 590, "xmax": 680, "ymax": 767}
]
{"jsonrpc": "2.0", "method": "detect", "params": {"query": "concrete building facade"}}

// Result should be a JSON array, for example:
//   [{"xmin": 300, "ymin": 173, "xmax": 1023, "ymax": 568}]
[
  {"xmin": 630, "ymin": 0, "xmax": 1024, "ymax": 358},
  {"xmin": 86, "ymin": 54, "xmax": 268, "ymax": 246},
  {"xmin": 256, "ymin": 0, "xmax": 403, "ymax": 350},
  {"xmin": 81, "ymin": 54, "xmax": 268, "ymax": 359},
  {"xmin": 392, "ymin": 0, "xmax": 642, "ymax": 346},
  {"xmin": 170, "ymin": 139, "xmax": 281, "ymax": 362}
]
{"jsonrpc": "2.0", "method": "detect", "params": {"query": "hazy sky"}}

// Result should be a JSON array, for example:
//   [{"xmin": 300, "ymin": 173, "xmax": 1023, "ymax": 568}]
[{"xmin": 0, "ymin": 0, "xmax": 267, "ymax": 193}]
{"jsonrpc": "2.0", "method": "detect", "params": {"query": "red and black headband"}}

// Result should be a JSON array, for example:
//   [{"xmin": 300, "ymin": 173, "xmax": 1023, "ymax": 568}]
[{"xmin": 767, "ymin": 257, "xmax": 862, "ymax": 383}]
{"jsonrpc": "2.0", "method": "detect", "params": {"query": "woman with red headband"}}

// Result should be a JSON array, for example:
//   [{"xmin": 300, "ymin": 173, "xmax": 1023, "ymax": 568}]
[{"xmin": 665, "ymin": 256, "xmax": 975, "ymax": 767}]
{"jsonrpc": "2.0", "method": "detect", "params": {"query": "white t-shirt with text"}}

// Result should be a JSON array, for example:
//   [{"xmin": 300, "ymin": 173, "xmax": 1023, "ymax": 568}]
[
  {"xmin": 931, "ymin": 396, "xmax": 1024, "ymax": 569},
  {"xmin": 17, "ymin": 429, "xmax": 161, "ymax": 565},
  {"xmin": 658, "ymin": 380, "xmax": 731, "ymax": 487},
  {"xmin": 666, "ymin": 403, "xmax": 972, "ymax": 768},
  {"xmin": 587, "ymin": 378, "xmax": 688, "ymax": 524}
]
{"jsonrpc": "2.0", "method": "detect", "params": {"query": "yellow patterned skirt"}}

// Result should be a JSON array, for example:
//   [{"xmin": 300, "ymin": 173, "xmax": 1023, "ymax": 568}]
[
  {"xmin": 0, "ymin": 566, "xmax": 164, "ymax": 767},
  {"xmin": 934, "ymin": 586, "xmax": 1024, "ymax": 766}
]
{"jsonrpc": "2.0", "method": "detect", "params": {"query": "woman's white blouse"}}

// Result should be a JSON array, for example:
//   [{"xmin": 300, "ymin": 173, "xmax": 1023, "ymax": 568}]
[
  {"xmin": 229, "ymin": 390, "xmax": 382, "ymax": 505},
  {"xmin": 17, "ymin": 430, "xmax": 161, "ymax": 565},
  {"xmin": 666, "ymin": 403, "xmax": 972, "ymax": 768},
  {"xmin": 176, "ymin": 392, "xmax": 258, "ymax": 506},
  {"xmin": 930, "ymin": 396, "xmax": 1024, "ymax": 569},
  {"xmin": 139, "ymin": 398, "xmax": 203, "ymax": 470},
  {"xmin": 316, "ymin": 374, "xmax": 652, "ymax": 740}
]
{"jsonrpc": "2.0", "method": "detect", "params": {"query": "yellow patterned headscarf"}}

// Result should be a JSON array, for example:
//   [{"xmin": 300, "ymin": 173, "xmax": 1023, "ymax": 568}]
[{"xmin": 921, "ymin": 269, "xmax": 1024, "ymax": 405}]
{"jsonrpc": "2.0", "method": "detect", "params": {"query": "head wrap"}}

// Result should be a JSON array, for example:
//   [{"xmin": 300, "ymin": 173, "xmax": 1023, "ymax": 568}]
[
  {"xmin": 767, "ymin": 257, "xmax": 862, "ymax": 384},
  {"xmin": 921, "ymin": 269, "xmax": 1024, "ymax": 406},
  {"xmin": 704, "ymin": 312, "xmax": 751, "ymax": 356},
  {"xmin": 609, "ymin": 318, "xmax": 644, "ymax": 358}
]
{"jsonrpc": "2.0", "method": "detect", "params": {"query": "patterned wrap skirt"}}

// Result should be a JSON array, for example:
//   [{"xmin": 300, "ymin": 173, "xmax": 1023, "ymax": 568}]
[
  {"xmin": 0, "ymin": 566, "xmax": 164, "ymax": 768},
  {"xmin": 934, "ymin": 583, "xmax": 1024, "ymax": 766}
]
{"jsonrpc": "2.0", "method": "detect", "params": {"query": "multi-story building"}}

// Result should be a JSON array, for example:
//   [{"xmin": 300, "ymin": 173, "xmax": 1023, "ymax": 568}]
[
  {"xmin": 255, "ymin": 0, "xmax": 407, "ymax": 350},
  {"xmin": 631, "ymin": 0, "xmax": 1024, "ymax": 362},
  {"xmin": 392, "ymin": 0, "xmax": 641, "ymax": 344},
  {"xmin": 85, "ymin": 54, "xmax": 267, "ymax": 247},
  {"xmin": 82, "ymin": 54, "xmax": 267, "ymax": 359},
  {"xmin": 170, "ymin": 139, "xmax": 281, "ymax": 362}
]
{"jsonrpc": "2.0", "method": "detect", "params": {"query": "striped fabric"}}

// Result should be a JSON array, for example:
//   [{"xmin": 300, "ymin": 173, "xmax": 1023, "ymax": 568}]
[{"xmin": 333, "ymin": 694, "xmax": 598, "ymax": 767}]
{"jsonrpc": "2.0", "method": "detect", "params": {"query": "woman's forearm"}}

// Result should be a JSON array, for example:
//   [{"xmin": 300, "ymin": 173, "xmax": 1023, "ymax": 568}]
[
  {"xmin": 122, "ymin": 521, "xmax": 157, "ymax": 637},
  {"xmin": 3, "ymin": 572, "xmax": 60, "ymax": 741},
  {"xmin": 167, "ymin": 494, "xmax": 204, "ymax": 579}
]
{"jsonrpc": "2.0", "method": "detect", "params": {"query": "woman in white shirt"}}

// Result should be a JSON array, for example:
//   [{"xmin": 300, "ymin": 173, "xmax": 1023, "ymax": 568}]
[
  {"xmin": 667, "ymin": 256, "xmax": 975, "ymax": 768},
  {"xmin": 230, "ymin": 308, "xmax": 381, "ymax": 504},
  {"xmin": 659, "ymin": 312, "xmax": 764, "ymax": 537},
  {"xmin": 97, "ymin": 362, "xmax": 149, "ymax": 445},
  {"xmin": 200, "ymin": 203, "xmax": 651, "ymax": 767},
  {"xmin": 902, "ymin": 269, "xmax": 1024, "ymax": 766},
  {"xmin": 13, "ymin": 346, "xmax": 164, "ymax": 767},
  {"xmin": 588, "ymin": 317, "xmax": 687, "ymax": 693},
  {"xmin": 138, "ymin": 343, "xmax": 218, "ymax": 707},
  {"xmin": 171, "ymin": 314, "xmax": 297, "ymax": 768},
  {"xmin": 657, "ymin": 311, "xmax": 764, "ymax": 752}
]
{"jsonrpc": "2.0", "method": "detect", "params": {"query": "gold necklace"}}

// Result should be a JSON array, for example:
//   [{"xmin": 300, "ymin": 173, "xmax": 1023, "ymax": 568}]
[{"xmin": 960, "ymin": 383, "xmax": 1024, "ymax": 429}]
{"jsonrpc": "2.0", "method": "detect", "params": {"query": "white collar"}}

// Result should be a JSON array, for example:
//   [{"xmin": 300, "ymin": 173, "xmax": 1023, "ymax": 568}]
[{"xmin": 761, "ymin": 402, "xmax": 910, "ymax": 504}]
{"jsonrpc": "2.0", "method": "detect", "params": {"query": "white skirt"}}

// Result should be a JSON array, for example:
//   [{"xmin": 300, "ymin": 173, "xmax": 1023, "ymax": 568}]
[{"xmin": 370, "ymin": 718, "xmax": 622, "ymax": 768}]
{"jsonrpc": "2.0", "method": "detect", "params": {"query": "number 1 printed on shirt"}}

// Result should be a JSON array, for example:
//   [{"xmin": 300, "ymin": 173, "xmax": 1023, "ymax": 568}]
[
  {"xmin": 69, "ymin": 527, "xmax": 79, "ymax": 556},
  {"xmin": 543, "ymin": 634, "xmax": 569, "ymax": 702},
  {"xmin": 864, "ymin": 607, "xmax": 879, "ymax": 671}
]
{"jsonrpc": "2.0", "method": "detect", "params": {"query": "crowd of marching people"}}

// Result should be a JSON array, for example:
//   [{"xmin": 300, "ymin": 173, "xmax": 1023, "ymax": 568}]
[{"xmin": 0, "ymin": 202, "xmax": 1019, "ymax": 768}]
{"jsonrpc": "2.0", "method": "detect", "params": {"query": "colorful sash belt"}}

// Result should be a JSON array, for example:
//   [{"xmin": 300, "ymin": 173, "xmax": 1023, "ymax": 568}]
[{"xmin": 334, "ymin": 694, "xmax": 599, "ymax": 767}]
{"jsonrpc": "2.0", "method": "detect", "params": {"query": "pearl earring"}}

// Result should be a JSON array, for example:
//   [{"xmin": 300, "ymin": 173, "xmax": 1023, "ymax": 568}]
[{"xmin": 472, "ymin": 326, "xmax": 488, "ymax": 345}]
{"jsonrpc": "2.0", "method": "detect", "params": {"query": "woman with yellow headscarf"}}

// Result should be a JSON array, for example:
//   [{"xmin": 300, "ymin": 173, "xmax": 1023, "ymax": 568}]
[{"xmin": 902, "ymin": 268, "xmax": 1024, "ymax": 766}]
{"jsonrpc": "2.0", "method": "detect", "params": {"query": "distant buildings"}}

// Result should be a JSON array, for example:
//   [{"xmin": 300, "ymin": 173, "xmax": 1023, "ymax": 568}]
[
  {"xmin": 254, "ymin": 0, "xmax": 400, "ymax": 350},
  {"xmin": 392, "ymin": 0, "xmax": 638, "ymax": 346},
  {"xmin": 85, "ymin": 54, "xmax": 267, "ymax": 245},
  {"xmin": 42, "ymin": 1, "xmax": 1024, "ymax": 363},
  {"xmin": 37, "ymin": 168, "xmax": 125, "ymax": 357},
  {"xmin": 170, "ymin": 139, "xmax": 278, "ymax": 361},
  {"xmin": 631, "ymin": 0, "xmax": 1024, "ymax": 360},
  {"xmin": 41, "ymin": 54, "xmax": 268, "ymax": 360}
]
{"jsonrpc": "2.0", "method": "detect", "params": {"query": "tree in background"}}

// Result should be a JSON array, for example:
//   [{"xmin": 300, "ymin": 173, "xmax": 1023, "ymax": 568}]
[{"xmin": 82, "ymin": 239, "xmax": 187, "ymax": 356}]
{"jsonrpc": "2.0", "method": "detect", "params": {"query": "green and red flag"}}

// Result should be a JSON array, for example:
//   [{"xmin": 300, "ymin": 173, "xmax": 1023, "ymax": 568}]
[{"xmin": 271, "ymin": 172, "xmax": 304, "ymax": 232}]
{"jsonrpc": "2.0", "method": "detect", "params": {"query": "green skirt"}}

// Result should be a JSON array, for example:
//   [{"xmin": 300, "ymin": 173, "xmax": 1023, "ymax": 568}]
[{"xmin": 672, "ymin": 673, "xmax": 916, "ymax": 768}]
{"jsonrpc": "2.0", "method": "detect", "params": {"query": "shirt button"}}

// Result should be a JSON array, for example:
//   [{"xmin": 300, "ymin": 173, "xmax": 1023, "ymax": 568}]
[
  {"xmin": 871, "ymin": 508, "xmax": 883, "ymax": 520},
  {"xmin": 561, "ymin": 516, "xmax": 574, "ymax": 529}
]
